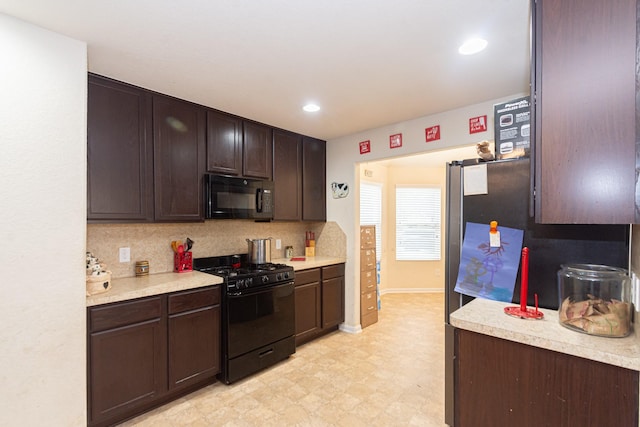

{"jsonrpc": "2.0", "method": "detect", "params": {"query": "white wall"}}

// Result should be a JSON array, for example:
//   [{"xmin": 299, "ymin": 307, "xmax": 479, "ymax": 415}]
[
  {"xmin": 327, "ymin": 93, "xmax": 526, "ymax": 329},
  {"xmin": 0, "ymin": 14, "xmax": 87, "ymax": 425}
]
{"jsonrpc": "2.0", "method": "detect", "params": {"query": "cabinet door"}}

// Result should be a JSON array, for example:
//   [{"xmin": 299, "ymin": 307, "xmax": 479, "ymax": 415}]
[
  {"xmin": 89, "ymin": 318, "xmax": 165, "ymax": 424},
  {"xmin": 168, "ymin": 305, "xmax": 220, "ymax": 390},
  {"xmin": 273, "ymin": 129, "xmax": 302, "ymax": 220},
  {"xmin": 87, "ymin": 75, "xmax": 153, "ymax": 222},
  {"xmin": 455, "ymin": 329, "xmax": 638, "ymax": 426},
  {"xmin": 533, "ymin": 0, "xmax": 637, "ymax": 223},
  {"xmin": 153, "ymin": 95, "xmax": 205, "ymax": 221},
  {"xmin": 294, "ymin": 281, "xmax": 321, "ymax": 345},
  {"xmin": 302, "ymin": 136, "xmax": 326, "ymax": 221},
  {"xmin": 243, "ymin": 121, "xmax": 272, "ymax": 179},
  {"xmin": 206, "ymin": 110, "xmax": 242, "ymax": 176},
  {"xmin": 321, "ymin": 275, "xmax": 344, "ymax": 329}
]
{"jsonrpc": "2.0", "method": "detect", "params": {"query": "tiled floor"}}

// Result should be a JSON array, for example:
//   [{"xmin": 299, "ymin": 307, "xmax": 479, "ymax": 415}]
[{"xmin": 120, "ymin": 293, "xmax": 446, "ymax": 427}]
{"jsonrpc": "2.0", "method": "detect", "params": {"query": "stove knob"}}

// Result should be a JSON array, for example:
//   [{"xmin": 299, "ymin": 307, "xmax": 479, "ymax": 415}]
[
  {"xmin": 283, "ymin": 272, "xmax": 290, "ymax": 280},
  {"xmin": 262, "ymin": 275, "xmax": 270, "ymax": 284},
  {"xmin": 237, "ymin": 279, "xmax": 245, "ymax": 289},
  {"xmin": 245, "ymin": 278, "xmax": 253, "ymax": 288},
  {"xmin": 275, "ymin": 273, "xmax": 282, "ymax": 281}
]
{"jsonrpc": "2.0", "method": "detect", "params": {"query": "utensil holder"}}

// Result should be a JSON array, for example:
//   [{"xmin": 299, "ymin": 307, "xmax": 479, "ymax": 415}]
[{"xmin": 174, "ymin": 252, "xmax": 193, "ymax": 273}]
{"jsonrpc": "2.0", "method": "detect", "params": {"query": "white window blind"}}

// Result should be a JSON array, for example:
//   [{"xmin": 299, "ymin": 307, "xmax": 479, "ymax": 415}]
[
  {"xmin": 360, "ymin": 182, "xmax": 382, "ymax": 261},
  {"xmin": 395, "ymin": 185, "xmax": 441, "ymax": 261}
]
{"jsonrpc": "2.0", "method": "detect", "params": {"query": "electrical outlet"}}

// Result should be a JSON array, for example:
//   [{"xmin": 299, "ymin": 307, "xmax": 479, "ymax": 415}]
[
  {"xmin": 275, "ymin": 239, "xmax": 282, "ymax": 250},
  {"xmin": 119, "ymin": 247, "xmax": 130, "ymax": 263}
]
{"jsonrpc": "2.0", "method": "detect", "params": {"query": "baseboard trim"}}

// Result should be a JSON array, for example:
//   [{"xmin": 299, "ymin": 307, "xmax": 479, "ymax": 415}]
[
  {"xmin": 339, "ymin": 323, "xmax": 362, "ymax": 334},
  {"xmin": 379, "ymin": 288, "xmax": 444, "ymax": 295}
]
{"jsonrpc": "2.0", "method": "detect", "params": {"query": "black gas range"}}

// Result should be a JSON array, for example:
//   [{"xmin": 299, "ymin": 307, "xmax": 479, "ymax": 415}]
[{"xmin": 194, "ymin": 254, "xmax": 296, "ymax": 384}]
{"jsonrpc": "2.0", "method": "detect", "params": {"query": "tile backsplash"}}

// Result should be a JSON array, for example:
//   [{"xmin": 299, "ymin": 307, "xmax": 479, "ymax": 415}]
[{"xmin": 87, "ymin": 220, "xmax": 346, "ymax": 278}]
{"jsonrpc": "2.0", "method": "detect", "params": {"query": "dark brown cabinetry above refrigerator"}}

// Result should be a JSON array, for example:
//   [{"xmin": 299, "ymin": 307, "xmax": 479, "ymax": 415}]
[{"xmin": 531, "ymin": 0, "xmax": 638, "ymax": 224}]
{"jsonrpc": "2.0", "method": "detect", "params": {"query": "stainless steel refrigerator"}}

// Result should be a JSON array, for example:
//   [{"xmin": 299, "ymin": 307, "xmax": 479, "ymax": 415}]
[{"xmin": 443, "ymin": 157, "xmax": 629, "ymax": 426}]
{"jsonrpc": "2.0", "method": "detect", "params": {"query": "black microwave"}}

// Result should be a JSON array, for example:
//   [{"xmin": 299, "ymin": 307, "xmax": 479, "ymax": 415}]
[{"xmin": 204, "ymin": 174, "xmax": 274, "ymax": 220}]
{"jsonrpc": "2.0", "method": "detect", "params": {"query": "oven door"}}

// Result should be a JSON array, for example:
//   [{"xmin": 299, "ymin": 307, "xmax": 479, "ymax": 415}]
[{"xmin": 225, "ymin": 281, "xmax": 295, "ymax": 359}]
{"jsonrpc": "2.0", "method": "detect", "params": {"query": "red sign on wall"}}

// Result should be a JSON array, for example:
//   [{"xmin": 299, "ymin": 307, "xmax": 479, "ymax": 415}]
[
  {"xmin": 359, "ymin": 140, "xmax": 371, "ymax": 154},
  {"xmin": 389, "ymin": 133, "xmax": 402, "ymax": 149},
  {"xmin": 469, "ymin": 115, "xmax": 488, "ymax": 134},
  {"xmin": 425, "ymin": 125, "xmax": 441, "ymax": 142}
]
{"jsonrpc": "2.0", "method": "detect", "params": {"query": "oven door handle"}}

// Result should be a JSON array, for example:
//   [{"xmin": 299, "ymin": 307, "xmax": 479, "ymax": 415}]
[{"xmin": 226, "ymin": 280, "xmax": 294, "ymax": 297}]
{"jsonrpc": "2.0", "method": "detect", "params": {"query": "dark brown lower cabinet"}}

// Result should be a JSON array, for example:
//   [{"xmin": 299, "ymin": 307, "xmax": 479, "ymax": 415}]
[
  {"xmin": 88, "ymin": 297, "xmax": 166, "ymax": 426},
  {"xmin": 294, "ymin": 268, "xmax": 322, "ymax": 345},
  {"xmin": 321, "ymin": 264, "xmax": 345, "ymax": 329},
  {"xmin": 168, "ymin": 287, "xmax": 221, "ymax": 390},
  {"xmin": 294, "ymin": 264, "xmax": 344, "ymax": 346},
  {"xmin": 88, "ymin": 286, "xmax": 220, "ymax": 427},
  {"xmin": 455, "ymin": 329, "xmax": 639, "ymax": 426}
]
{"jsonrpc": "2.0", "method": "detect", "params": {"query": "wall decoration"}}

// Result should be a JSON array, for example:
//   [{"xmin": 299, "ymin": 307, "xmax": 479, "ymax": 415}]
[
  {"xmin": 359, "ymin": 140, "xmax": 371, "ymax": 154},
  {"xmin": 389, "ymin": 133, "xmax": 402, "ymax": 149},
  {"xmin": 469, "ymin": 115, "xmax": 488, "ymax": 134},
  {"xmin": 425, "ymin": 125, "xmax": 441, "ymax": 142},
  {"xmin": 331, "ymin": 182, "xmax": 349, "ymax": 199}
]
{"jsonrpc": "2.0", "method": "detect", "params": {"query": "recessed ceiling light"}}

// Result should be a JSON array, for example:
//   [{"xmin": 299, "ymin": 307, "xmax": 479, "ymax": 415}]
[
  {"xmin": 303, "ymin": 103, "xmax": 320, "ymax": 112},
  {"xmin": 458, "ymin": 38, "xmax": 488, "ymax": 55}
]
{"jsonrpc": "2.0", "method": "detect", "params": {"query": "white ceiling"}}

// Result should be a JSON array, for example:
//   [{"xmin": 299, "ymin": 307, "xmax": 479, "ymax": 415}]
[{"xmin": 0, "ymin": 0, "xmax": 531, "ymax": 141}]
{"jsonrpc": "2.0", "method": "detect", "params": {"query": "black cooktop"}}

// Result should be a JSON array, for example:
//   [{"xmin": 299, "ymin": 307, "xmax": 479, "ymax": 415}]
[{"xmin": 194, "ymin": 254, "xmax": 294, "ymax": 291}]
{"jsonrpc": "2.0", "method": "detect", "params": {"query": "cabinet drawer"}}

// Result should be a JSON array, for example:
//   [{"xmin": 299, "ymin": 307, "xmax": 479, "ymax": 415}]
[
  {"xmin": 89, "ymin": 296, "xmax": 162, "ymax": 332},
  {"xmin": 168, "ymin": 286, "xmax": 220, "ymax": 315},
  {"xmin": 322, "ymin": 263, "xmax": 345, "ymax": 280},
  {"xmin": 360, "ymin": 269, "xmax": 376, "ymax": 294},
  {"xmin": 360, "ymin": 291, "xmax": 378, "ymax": 316},
  {"xmin": 360, "ymin": 249, "xmax": 376, "ymax": 271},
  {"xmin": 360, "ymin": 226, "xmax": 376, "ymax": 249},
  {"xmin": 295, "ymin": 268, "xmax": 321, "ymax": 286},
  {"xmin": 361, "ymin": 309, "xmax": 378, "ymax": 329}
]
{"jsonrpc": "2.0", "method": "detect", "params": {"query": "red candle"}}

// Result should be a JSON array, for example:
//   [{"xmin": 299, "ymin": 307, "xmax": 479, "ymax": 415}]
[{"xmin": 520, "ymin": 247, "xmax": 529, "ymax": 311}]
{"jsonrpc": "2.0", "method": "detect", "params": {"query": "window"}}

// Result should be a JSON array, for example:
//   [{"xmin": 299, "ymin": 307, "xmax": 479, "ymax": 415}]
[
  {"xmin": 360, "ymin": 182, "xmax": 382, "ymax": 261},
  {"xmin": 395, "ymin": 185, "xmax": 441, "ymax": 261}
]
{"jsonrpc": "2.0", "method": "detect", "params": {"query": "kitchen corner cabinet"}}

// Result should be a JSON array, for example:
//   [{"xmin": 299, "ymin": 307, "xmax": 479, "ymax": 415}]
[
  {"xmin": 532, "ymin": 0, "xmax": 638, "ymax": 223},
  {"xmin": 206, "ymin": 111, "xmax": 272, "ymax": 180},
  {"xmin": 87, "ymin": 74, "xmax": 154, "ymax": 222},
  {"xmin": 88, "ymin": 286, "xmax": 220, "ymax": 427},
  {"xmin": 294, "ymin": 263, "xmax": 345, "ymax": 345},
  {"xmin": 302, "ymin": 136, "xmax": 327, "ymax": 221},
  {"xmin": 153, "ymin": 95, "xmax": 206, "ymax": 221},
  {"xmin": 454, "ymin": 329, "xmax": 639, "ymax": 426},
  {"xmin": 273, "ymin": 129, "xmax": 303, "ymax": 221}
]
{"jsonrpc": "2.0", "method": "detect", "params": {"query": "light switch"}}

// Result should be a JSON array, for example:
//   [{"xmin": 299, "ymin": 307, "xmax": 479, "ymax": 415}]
[
  {"xmin": 119, "ymin": 247, "xmax": 130, "ymax": 263},
  {"xmin": 275, "ymin": 239, "xmax": 282, "ymax": 250}
]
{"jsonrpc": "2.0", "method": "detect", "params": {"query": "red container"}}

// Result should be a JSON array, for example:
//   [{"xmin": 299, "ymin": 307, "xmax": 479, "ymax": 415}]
[{"xmin": 174, "ymin": 252, "xmax": 193, "ymax": 273}]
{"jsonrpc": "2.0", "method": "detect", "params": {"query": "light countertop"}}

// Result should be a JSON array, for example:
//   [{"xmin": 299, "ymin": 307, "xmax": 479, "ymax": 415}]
[
  {"xmin": 86, "ymin": 271, "xmax": 223, "ymax": 307},
  {"xmin": 273, "ymin": 256, "xmax": 346, "ymax": 270},
  {"xmin": 450, "ymin": 298, "xmax": 640, "ymax": 371},
  {"xmin": 87, "ymin": 257, "xmax": 345, "ymax": 307}
]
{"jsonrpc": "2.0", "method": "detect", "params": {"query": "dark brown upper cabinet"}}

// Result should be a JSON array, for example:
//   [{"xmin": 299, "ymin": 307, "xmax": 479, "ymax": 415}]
[
  {"xmin": 152, "ymin": 95, "xmax": 205, "ymax": 222},
  {"xmin": 206, "ymin": 112, "xmax": 273, "ymax": 180},
  {"xmin": 243, "ymin": 121, "xmax": 273, "ymax": 180},
  {"xmin": 273, "ymin": 129, "xmax": 303, "ymax": 221},
  {"xmin": 206, "ymin": 110, "xmax": 242, "ymax": 176},
  {"xmin": 87, "ymin": 74, "xmax": 153, "ymax": 222},
  {"xmin": 302, "ymin": 136, "xmax": 327, "ymax": 222},
  {"xmin": 531, "ymin": 0, "xmax": 637, "ymax": 224}
]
